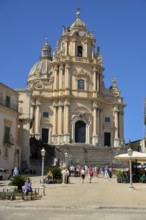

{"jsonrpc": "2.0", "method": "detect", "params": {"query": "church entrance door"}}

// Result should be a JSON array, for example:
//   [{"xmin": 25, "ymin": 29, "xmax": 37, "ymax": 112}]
[
  {"xmin": 42, "ymin": 128, "xmax": 49, "ymax": 144},
  {"xmin": 104, "ymin": 132, "xmax": 111, "ymax": 147},
  {"xmin": 75, "ymin": 121, "xmax": 86, "ymax": 143}
]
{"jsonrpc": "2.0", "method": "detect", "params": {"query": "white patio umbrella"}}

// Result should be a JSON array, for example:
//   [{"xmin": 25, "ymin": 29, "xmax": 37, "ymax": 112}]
[{"xmin": 115, "ymin": 151, "xmax": 146, "ymax": 161}]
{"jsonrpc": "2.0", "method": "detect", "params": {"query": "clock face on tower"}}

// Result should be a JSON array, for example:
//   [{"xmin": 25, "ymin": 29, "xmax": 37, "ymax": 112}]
[{"xmin": 78, "ymin": 30, "xmax": 85, "ymax": 36}]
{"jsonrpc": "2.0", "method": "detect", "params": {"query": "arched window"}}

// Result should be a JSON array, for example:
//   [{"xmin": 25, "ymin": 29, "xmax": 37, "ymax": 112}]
[
  {"xmin": 78, "ymin": 79, "xmax": 84, "ymax": 90},
  {"xmin": 77, "ymin": 46, "xmax": 83, "ymax": 57}
]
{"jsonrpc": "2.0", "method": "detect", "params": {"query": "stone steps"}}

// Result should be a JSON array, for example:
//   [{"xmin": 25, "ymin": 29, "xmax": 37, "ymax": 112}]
[{"xmin": 29, "ymin": 143, "xmax": 127, "ymax": 170}]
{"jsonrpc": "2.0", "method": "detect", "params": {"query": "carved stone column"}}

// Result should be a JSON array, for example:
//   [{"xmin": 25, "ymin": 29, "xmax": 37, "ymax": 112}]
[
  {"xmin": 65, "ymin": 39, "xmax": 69, "ymax": 56},
  {"xmin": 72, "ymin": 38, "xmax": 76, "ymax": 57},
  {"xmin": 65, "ymin": 63, "xmax": 70, "ymax": 90},
  {"xmin": 84, "ymin": 39, "xmax": 88, "ymax": 57},
  {"xmin": 114, "ymin": 106, "xmax": 120, "ymax": 147},
  {"xmin": 92, "ymin": 104, "xmax": 100, "ymax": 145},
  {"xmin": 114, "ymin": 107, "xmax": 119, "ymax": 139},
  {"xmin": 93, "ymin": 67, "xmax": 97, "ymax": 91},
  {"xmin": 119, "ymin": 111, "xmax": 124, "ymax": 146},
  {"xmin": 99, "ymin": 108, "xmax": 103, "ymax": 146},
  {"xmin": 64, "ymin": 105, "xmax": 69, "ymax": 134},
  {"xmin": 93, "ymin": 105, "xmax": 97, "ymax": 135},
  {"xmin": 52, "ymin": 106, "xmax": 57, "ymax": 135},
  {"xmin": 86, "ymin": 123, "xmax": 90, "ymax": 144},
  {"xmin": 34, "ymin": 98, "xmax": 41, "ymax": 139},
  {"xmin": 30, "ymin": 99, "xmax": 35, "ymax": 135},
  {"xmin": 58, "ymin": 103, "xmax": 63, "ymax": 135},
  {"xmin": 63, "ymin": 101, "xmax": 70, "ymax": 143},
  {"xmin": 52, "ymin": 102, "xmax": 58, "ymax": 144},
  {"xmin": 59, "ymin": 65, "xmax": 64, "ymax": 91},
  {"xmin": 93, "ymin": 67, "xmax": 97, "ymax": 98},
  {"xmin": 59, "ymin": 65, "xmax": 64, "ymax": 96},
  {"xmin": 91, "ymin": 42, "xmax": 94, "ymax": 59},
  {"xmin": 54, "ymin": 65, "xmax": 58, "ymax": 90}
]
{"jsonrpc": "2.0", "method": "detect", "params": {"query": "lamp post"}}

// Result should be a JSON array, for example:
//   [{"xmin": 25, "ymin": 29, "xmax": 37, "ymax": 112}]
[
  {"xmin": 127, "ymin": 148, "xmax": 135, "ymax": 190},
  {"xmin": 40, "ymin": 148, "xmax": 46, "ymax": 188}
]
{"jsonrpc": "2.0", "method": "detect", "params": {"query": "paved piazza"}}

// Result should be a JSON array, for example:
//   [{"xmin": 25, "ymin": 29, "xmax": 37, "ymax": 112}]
[{"xmin": 1, "ymin": 176, "xmax": 146, "ymax": 219}]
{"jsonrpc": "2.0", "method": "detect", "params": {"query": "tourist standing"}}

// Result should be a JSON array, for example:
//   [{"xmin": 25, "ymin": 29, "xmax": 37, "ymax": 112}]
[
  {"xmin": 13, "ymin": 167, "xmax": 19, "ymax": 176},
  {"xmin": 66, "ymin": 168, "xmax": 70, "ymax": 184},
  {"xmin": 95, "ymin": 165, "xmax": 100, "ymax": 178},
  {"xmin": 88, "ymin": 167, "xmax": 93, "ymax": 183},
  {"xmin": 81, "ymin": 167, "xmax": 86, "ymax": 183},
  {"xmin": 61, "ymin": 168, "xmax": 67, "ymax": 184},
  {"xmin": 108, "ymin": 166, "xmax": 113, "ymax": 179},
  {"xmin": 104, "ymin": 165, "xmax": 109, "ymax": 179}
]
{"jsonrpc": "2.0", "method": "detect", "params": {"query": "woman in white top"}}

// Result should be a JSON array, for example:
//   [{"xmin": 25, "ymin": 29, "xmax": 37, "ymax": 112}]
[
  {"xmin": 81, "ymin": 167, "xmax": 86, "ymax": 183},
  {"xmin": 13, "ymin": 167, "xmax": 19, "ymax": 176}
]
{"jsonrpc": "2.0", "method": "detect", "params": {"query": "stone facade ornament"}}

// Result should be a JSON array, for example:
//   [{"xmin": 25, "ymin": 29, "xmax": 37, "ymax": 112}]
[
  {"xmin": 96, "ymin": 46, "xmax": 103, "ymax": 66},
  {"xmin": 28, "ymin": 77, "xmax": 54, "ymax": 90},
  {"xmin": 111, "ymin": 78, "xmax": 120, "ymax": 97},
  {"xmin": 74, "ymin": 69, "xmax": 90, "ymax": 79}
]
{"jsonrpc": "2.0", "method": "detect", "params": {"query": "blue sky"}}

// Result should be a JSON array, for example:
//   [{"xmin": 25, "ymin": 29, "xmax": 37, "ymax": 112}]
[{"xmin": 0, "ymin": 0, "xmax": 146, "ymax": 143}]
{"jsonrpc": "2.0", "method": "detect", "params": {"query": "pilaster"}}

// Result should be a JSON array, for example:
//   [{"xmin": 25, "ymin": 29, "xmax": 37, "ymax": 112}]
[
  {"xmin": 54, "ymin": 65, "xmax": 58, "ymax": 91},
  {"xmin": 59, "ymin": 65, "xmax": 64, "ymax": 95},
  {"xmin": 65, "ymin": 63, "xmax": 70, "ymax": 91},
  {"xmin": 114, "ymin": 106, "xmax": 120, "ymax": 147},
  {"xmin": 34, "ymin": 98, "xmax": 41, "ymax": 139}
]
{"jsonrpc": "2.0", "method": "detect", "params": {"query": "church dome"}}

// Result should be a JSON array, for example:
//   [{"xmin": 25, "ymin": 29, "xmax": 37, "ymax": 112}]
[
  {"xmin": 70, "ymin": 10, "xmax": 86, "ymax": 31},
  {"xmin": 28, "ymin": 59, "xmax": 51, "ymax": 80},
  {"xmin": 27, "ymin": 38, "xmax": 52, "ymax": 85}
]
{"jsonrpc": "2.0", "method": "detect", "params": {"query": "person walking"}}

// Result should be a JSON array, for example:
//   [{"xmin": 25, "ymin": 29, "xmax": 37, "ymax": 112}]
[
  {"xmin": 108, "ymin": 166, "xmax": 113, "ymax": 179},
  {"xmin": 104, "ymin": 165, "xmax": 109, "ymax": 179},
  {"xmin": 88, "ymin": 167, "xmax": 93, "ymax": 183},
  {"xmin": 81, "ymin": 167, "xmax": 86, "ymax": 183}
]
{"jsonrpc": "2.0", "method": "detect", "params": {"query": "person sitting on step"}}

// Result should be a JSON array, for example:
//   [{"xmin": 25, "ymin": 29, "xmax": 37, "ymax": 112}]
[{"xmin": 22, "ymin": 178, "xmax": 32, "ymax": 197}]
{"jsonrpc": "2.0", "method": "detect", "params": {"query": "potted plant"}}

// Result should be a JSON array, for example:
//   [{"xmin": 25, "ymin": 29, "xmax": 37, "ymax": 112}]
[
  {"xmin": 49, "ymin": 167, "xmax": 62, "ymax": 184},
  {"xmin": 8, "ymin": 175, "xmax": 27, "ymax": 191},
  {"xmin": 115, "ymin": 170, "xmax": 123, "ymax": 183}
]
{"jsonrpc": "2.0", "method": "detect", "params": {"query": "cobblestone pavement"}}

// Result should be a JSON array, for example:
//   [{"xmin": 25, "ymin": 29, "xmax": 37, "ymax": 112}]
[{"xmin": 1, "ymin": 175, "xmax": 146, "ymax": 210}]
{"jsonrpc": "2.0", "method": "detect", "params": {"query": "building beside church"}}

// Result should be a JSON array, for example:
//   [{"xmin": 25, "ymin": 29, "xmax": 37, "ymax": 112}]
[
  {"xmin": 17, "ymin": 10, "xmax": 126, "ymax": 168},
  {"xmin": 0, "ymin": 83, "xmax": 20, "ymax": 171}
]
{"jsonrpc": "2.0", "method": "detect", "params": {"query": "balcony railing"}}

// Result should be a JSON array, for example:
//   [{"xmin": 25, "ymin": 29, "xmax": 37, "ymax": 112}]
[{"xmin": 0, "ymin": 98, "xmax": 18, "ymax": 112}]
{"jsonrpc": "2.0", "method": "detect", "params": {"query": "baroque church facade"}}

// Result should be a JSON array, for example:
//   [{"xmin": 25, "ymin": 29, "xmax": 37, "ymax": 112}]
[{"xmin": 17, "ymin": 11, "xmax": 126, "ymax": 168}]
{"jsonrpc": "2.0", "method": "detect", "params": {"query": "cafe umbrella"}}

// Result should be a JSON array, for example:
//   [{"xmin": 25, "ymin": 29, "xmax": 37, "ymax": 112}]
[
  {"xmin": 115, "ymin": 150, "xmax": 146, "ymax": 189},
  {"xmin": 115, "ymin": 151, "xmax": 146, "ymax": 162}
]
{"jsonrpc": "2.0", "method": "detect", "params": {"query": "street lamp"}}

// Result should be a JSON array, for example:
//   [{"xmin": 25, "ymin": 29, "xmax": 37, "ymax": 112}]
[
  {"xmin": 40, "ymin": 148, "xmax": 46, "ymax": 188},
  {"xmin": 127, "ymin": 148, "xmax": 135, "ymax": 190}
]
